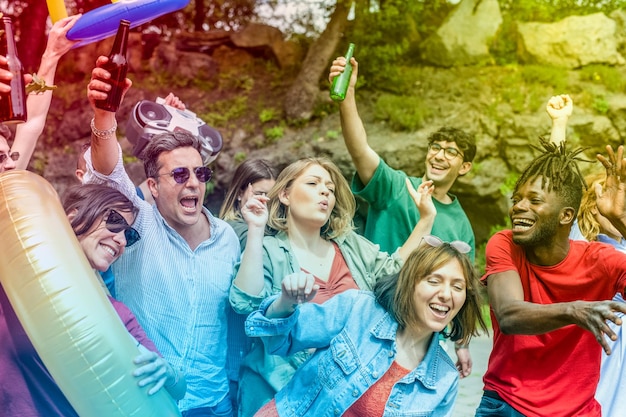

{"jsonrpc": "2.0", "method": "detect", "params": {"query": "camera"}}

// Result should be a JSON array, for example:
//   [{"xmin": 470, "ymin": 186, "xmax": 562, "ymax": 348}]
[{"xmin": 126, "ymin": 97, "xmax": 223, "ymax": 165}]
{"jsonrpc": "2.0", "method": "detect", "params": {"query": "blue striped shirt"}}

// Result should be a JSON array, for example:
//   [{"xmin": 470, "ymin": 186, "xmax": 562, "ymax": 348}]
[{"xmin": 84, "ymin": 146, "xmax": 240, "ymax": 411}]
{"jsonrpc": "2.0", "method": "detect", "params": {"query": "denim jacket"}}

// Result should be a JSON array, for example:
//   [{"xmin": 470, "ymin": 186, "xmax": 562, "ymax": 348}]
[
  {"xmin": 246, "ymin": 290, "xmax": 459, "ymax": 417},
  {"xmin": 228, "ymin": 230, "xmax": 405, "ymax": 401}
]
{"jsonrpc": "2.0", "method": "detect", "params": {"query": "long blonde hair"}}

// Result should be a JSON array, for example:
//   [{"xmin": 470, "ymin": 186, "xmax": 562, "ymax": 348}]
[
  {"xmin": 577, "ymin": 172, "xmax": 605, "ymax": 242},
  {"xmin": 266, "ymin": 157, "xmax": 355, "ymax": 239}
]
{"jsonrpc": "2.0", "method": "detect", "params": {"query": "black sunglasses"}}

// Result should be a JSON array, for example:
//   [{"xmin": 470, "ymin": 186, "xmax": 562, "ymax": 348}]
[
  {"xmin": 0, "ymin": 151, "xmax": 19, "ymax": 164},
  {"xmin": 157, "ymin": 167, "xmax": 212, "ymax": 184},
  {"xmin": 105, "ymin": 210, "xmax": 141, "ymax": 247}
]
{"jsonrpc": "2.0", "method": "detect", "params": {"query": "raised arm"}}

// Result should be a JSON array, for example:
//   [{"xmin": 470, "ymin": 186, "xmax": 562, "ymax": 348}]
[
  {"xmin": 231, "ymin": 193, "xmax": 270, "ymax": 295},
  {"xmin": 12, "ymin": 15, "xmax": 80, "ymax": 169},
  {"xmin": 329, "ymin": 57, "xmax": 380, "ymax": 186},
  {"xmin": 596, "ymin": 144, "xmax": 626, "ymax": 238},
  {"xmin": 396, "ymin": 178, "xmax": 436, "ymax": 260},
  {"xmin": 546, "ymin": 94, "xmax": 572, "ymax": 146},
  {"xmin": 86, "ymin": 56, "xmax": 132, "ymax": 175},
  {"xmin": 489, "ymin": 269, "xmax": 626, "ymax": 355}
]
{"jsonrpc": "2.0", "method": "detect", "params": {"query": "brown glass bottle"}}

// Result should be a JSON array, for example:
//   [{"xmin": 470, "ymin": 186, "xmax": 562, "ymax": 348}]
[
  {"xmin": 95, "ymin": 19, "xmax": 130, "ymax": 112},
  {"xmin": 0, "ymin": 16, "xmax": 27, "ymax": 124}
]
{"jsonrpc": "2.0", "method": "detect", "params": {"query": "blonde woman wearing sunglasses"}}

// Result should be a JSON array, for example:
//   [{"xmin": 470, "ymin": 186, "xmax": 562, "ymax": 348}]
[
  {"xmin": 249, "ymin": 239, "xmax": 487, "ymax": 417},
  {"xmin": 0, "ymin": 183, "xmax": 185, "ymax": 416}
]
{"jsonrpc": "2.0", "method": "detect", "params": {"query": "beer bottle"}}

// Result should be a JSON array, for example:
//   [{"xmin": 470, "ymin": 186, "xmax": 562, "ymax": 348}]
[
  {"xmin": 95, "ymin": 19, "xmax": 130, "ymax": 112},
  {"xmin": 0, "ymin": 16, "xmax": 27, "ymax": 124},
  {"xmin": 330, "ymin": 43, "xmax": 355, "ymax": 102}
]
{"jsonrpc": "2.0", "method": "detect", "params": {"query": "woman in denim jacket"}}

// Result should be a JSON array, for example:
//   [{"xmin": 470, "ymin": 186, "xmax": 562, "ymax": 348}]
[
  {"xmin": 229, "ymin": 157, "xmax": 437, "ymax": 416},
  {"xmin": 249, "ymin": 239, "xmax": 487, "ymax": 417}
]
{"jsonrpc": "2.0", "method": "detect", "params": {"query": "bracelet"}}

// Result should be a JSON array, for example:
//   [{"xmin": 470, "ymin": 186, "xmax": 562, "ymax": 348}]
[{"xmin": 90, "ymin": 118, "xmax": 117, "ymax": 139}]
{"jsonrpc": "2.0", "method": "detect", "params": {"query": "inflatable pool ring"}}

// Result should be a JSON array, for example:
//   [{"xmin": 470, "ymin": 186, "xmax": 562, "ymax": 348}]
[
  {"xmin": 47, "ymin": 0, "xmax": 190, "ymax": 46},
  {"xmin": 0, "ymin": 170, "xmax": 181, "ymax": 417}
]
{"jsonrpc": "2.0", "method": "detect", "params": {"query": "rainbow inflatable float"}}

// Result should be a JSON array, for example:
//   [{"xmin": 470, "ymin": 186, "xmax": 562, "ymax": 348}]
[{"xmin": 0, "ymin": 170, "xmax": 181, "ymax": 417}]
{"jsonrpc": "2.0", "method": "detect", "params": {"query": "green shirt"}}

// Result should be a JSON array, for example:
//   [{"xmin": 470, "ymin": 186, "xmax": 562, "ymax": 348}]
[{"xmin": 352, "ymin": 158, "xmax": 475, "ymax": 262}]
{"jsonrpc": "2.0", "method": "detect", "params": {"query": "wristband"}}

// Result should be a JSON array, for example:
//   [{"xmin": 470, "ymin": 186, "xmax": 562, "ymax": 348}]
[{"xmin": 90, "ymin": 118, "xmax": 117, "ymax": 139}]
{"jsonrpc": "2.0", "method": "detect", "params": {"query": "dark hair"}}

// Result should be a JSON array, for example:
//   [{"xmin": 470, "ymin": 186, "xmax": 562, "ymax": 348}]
[
  {"xmin": 142, "ymin": 131, "xmax": 202, "ymax": 179},
  {"xmin": 427, "ymin": 127, "xmax": 476, "ymax": 162},
  {"xmin": 62, "ymin": 184, "xmax": 138, "ymax": 238},
  {"xmin": 513, "ymin": 138, "xmax": 588, "ymax": 216},
  {"xmin": 219, "ymin": 159, "xmax": 278, "ymax": 221},
  {"xmin": 374, "ymin": 244, "xmax": 487, "ymax": 345}
]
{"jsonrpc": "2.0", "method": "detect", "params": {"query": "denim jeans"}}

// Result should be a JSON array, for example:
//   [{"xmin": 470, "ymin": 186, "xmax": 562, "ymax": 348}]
[
  {"xmin": 475, "ymin": 391, "xmax": 526, "ymax": 417},
  {"xmin": 182, "ymin": 397, "xmax": 233, "ymax": 417}
]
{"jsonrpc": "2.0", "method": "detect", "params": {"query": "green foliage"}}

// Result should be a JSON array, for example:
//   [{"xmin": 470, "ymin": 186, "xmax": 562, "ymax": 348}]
[
  {"xmin": 579, "ymin": 65, "xmax": 626, "ymax": 92},
  {"xmin": 499, "ymin": 0, "xmax": 626, "ymax": 22},
  {"xmin": 326, "ymin": 130, "xmax": 340, "ymax": 140},
  {"xmin": 488, "ymin": 65, "xmax": 570, "ymax": 113},
  {"xmin": 219, "ymin": 71, "xmax": 254, "ymax": 92},
  {"xmin": 259, "ymin": 108, "xmax": 279, "ymax": 124},
  {"xmin": 199, "ymin": 97, "xmax": 248, "ymax": 128},
  {"xmin": 234, "ymin": 151, "xmax": 247, "ymax": 164},
  {"xmin": 592, "ymin": 95, "xmax": 610, "ymax": 115},
  {"xmin": 263, "ymin": 125, "xmax": 284, "ymax": 142},
  {"xmin": 345, "ymin": 0, "xmax": 452, "ymax": 89},
  {"xmin": 499, "ymin": 171, "xmax": 520, "ymax": 197},
  {"xmin": 374, "ymin": 94, "xmax": 431, "ymax": 131}
]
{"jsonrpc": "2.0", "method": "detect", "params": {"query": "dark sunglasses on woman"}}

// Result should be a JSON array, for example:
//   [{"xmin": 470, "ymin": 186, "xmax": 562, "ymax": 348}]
[{"xmin": 105, "ymin": 210, "xmax": 141, "ymax": 247}]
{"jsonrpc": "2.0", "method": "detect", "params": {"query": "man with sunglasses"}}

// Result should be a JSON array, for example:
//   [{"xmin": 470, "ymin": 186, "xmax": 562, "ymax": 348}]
[
  {"xmin": 84, "ymin": 57, "xmax": 240, "ymax": 417},
  {"xmin": 329, "ymin": 55, "xmax": 477, "ymax": 377}
]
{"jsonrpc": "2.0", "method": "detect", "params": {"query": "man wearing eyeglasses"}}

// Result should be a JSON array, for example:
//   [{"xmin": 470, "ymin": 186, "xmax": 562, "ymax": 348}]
[
  {"xmin": 84, "ymin": 58, "xmax": 240, "ymax": 417},
  {"xmin": 329, "ymin": 56, "xmax": 476, "ymax": 377}
]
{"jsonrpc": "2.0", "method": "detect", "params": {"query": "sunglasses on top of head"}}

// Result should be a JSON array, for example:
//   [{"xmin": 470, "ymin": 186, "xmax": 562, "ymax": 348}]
[
  {"xmin": 105, "ymin": 209, "xmax": 141, "ymax": 247},
  {"xmin": 156, "ymin": 167, "xmax": 212, "ymax": 184},
  {"xmin": 421, "ymin": 234, "xmax": 471, "ymax": 255}
]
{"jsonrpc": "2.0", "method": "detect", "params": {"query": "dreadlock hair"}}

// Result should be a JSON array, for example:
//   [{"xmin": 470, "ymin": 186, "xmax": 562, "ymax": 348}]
[{"xmin": 513, "ymin": 138, "xmax": 589, "ymax": 217}]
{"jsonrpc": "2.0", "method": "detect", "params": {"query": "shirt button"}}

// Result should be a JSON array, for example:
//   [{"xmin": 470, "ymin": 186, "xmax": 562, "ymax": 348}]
[
  {"xmin": 352, "ymin": 390, "xmax": 359, "ymax": 397},
  {"xmin": 388, "ymin": 350, "xmax": 394, "ymax": 357},
  {"xmin": 372, "ymin": 371, "xmax": 379, "ymax": 378},
  {"xmin": 334, "ymin": 409, "xmax": 341, "ymax": 415},
  {"xmin": 249, "ymin": 326, "xmax": 254, "ymax": 331}
]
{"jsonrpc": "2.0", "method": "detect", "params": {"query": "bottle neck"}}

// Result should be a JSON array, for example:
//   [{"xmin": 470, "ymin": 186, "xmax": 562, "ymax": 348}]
[
  {"xmin": 3, "ymin": 19, "xmax": 17, "ymax": 56},
  {"xmin": 110, "ymin": 22, "xmax": 130, "ymax": 56}
]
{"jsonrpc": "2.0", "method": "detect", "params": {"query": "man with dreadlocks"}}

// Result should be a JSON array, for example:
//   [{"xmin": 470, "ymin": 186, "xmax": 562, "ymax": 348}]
[{"xmin": 475, "ymin": 139, "xmax": 626, "ymax": 417}]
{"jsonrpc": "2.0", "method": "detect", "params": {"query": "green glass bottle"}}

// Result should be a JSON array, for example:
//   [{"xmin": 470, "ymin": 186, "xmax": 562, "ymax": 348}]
[{"xmin": 330, "ymin": 43, "xmax": 355, "ymax": 102}]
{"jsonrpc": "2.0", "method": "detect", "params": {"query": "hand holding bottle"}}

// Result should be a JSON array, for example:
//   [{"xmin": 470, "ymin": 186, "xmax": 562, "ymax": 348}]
[
  {"xmin": 94, "ymin": 19, "xmax": 130, "ymax": 112},
  {"xmin": 0, "ymin": 57, "xmax": 31, "ymax": 94},
  {"xmin": 88, "ymin": 55, "xmax": 132, "ymax": 113},
  {"xmin": 328, "ymin": 51, "xmax": 359, "ymax": 102}
]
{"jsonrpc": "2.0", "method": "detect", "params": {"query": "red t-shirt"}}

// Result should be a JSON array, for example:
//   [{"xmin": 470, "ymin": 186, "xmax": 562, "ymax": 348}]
[{"xmin": 482, "ymin": 230, "xmax": 626, "ymax": 417}]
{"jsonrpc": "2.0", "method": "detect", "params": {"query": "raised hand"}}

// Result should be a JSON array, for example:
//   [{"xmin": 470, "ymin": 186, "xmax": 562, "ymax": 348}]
[
  {"xmin": 87, "ymin": 56, "xmax": 132, "ymax": 113},
  {"xmin": 266, "ymin": 272, "xmax": 320, "ymax": 318},
  {"xmin": 546, "ymin": 94, "xmax": 573, "ymax": 121},
  {"xmin": 328, "ymin": 56, "xmax": 359, "ymax": 90},
  {"xmin": 240, "ymin": 189, "xmax": 269, "ymax": 229},
  {"xmin": 596, "ymin": 145, "xmax": 626, "ymax": 233},
  {"xmin": 163, "ymin": 92, "xmax": 186, "ymax": 110},
  {"xmin": 406, "ymin": 178, "xmax": 436, "ymax": 220}
]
